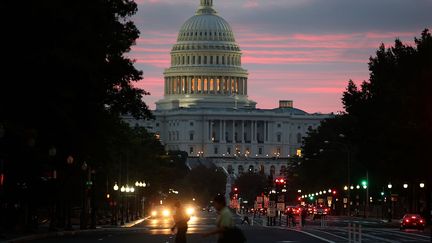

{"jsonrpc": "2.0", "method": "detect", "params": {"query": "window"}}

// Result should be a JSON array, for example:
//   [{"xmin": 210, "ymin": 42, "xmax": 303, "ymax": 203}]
[
  {"xmin": 227, "ymin": 147, "xmax": 231, "ymax": 154},
  {"xmin": 216, "ymin": 56, "xmax": 219, "ymax": 64},
  {"xmin": 276, "ymin": 147, "xmax": 281, "ymax": 155},
  {"xmin": 176, "ymin": 131, "xmax": 179, "ymax": 140},
  {"xmin": 258, "ymin": 147, "xmax": 263, "ymax": 155},
  {"xmin": 168, "ymin": 132, "xmax": 172, "ymax": 141},
  {"xmin": 156, "ymin": 123, "xmax": 159, "ymax": 127},
  {"xmin": 297, "ymin": 133, "xmax": 302, "ymax": 143},
  {"xmin": 198, "ymin": 56, "xmax": 201, "ymax": 64},
  {"xmin": 277, "ymin": 123, "xmax": 281, "ymax": 128},
  {"xmin": 190, "ymin": 133, "xmax": 194, "ymax": 141},
  {"xmin": 189, "ymin": 147, "xmax": 194, "ymax": 154},
  {"xmin": 204, "ymin": 56, "xmax": 207, "ymax": 64},
  {"xmin": 277, "ymin": 133, "xmax": 281, "ymax": 142},
  {"xmin": 214, "ymin": 147, "xmax": 218, "ymax": 155},
  {"xmin": 210, "ymin": 56, "xmax": 213, "ymax": 64},
  {"xmin": 190, "ymin": 122, "xmax": 194, "ymax": 126},
  {"xmin": 192, "ymin": 56, "xmax": 196, "ymax": 64},
  {"xmin": 238, "ymin": 165, "xmax": 244, "ymax": 174}
]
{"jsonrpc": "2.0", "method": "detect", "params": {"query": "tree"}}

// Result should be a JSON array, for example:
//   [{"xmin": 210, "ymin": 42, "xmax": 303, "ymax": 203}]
[
  {"xmin": 235, "ymin": 173, "xmax": 268, "ymax": 206},
  {"xmin": 299, "ymin": 30, "xmax": 432, "ymax": 192},
  {"xmin": 0, "ymin": 0, "xmax": 154, "ymax": 230}
]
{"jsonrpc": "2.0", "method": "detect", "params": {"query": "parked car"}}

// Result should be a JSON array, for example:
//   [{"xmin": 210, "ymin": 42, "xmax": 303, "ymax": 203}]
[{"xmin": 400, "ymin": 214, "xmax": 426, "ymax": 231}]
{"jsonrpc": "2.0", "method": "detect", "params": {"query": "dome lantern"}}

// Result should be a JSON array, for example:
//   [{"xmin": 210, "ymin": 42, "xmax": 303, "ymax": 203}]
[{"xmin": 200, "ymin": 0, "xmax": 213, "ymax": 7}]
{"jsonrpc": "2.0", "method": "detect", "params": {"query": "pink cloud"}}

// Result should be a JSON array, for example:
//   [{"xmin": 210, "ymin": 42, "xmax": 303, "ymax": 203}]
[{"xmin": 131, "ymin": 29, "xmax": 417, "ymax": 112}]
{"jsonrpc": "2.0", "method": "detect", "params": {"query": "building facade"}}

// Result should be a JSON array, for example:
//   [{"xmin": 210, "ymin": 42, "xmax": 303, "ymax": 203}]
[{"xmin": 126, "ymin": 0, "xmax": 332, "ymax": 176}]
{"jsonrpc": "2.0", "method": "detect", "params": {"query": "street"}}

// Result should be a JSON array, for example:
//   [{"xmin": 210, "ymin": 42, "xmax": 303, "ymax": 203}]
[{"xmin": 28, "ymin": 212, "xmax": 431, "ymax": 243}]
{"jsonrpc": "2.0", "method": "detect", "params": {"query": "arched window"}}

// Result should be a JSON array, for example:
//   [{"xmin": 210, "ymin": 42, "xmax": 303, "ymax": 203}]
[
  {"xmin": 297, "ymin": 133, "xmax": 302, "ymax": 143},
  {"xmin": 238, "ymin": 165, "xmax": 244, "ymax": 174},
  {"xmin": 260, "ymin": 165, "xmax": 265, "ymax": 174}
]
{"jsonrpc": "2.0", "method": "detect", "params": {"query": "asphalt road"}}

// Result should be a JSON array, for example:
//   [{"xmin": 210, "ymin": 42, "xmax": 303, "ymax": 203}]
[{"xmin": 29, "ymin": 212, "xmax": 432, "ymax": 243}]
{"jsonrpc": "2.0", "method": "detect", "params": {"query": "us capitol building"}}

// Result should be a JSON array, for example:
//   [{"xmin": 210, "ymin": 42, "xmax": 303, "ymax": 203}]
[{"xmin": 126, "ymin": 0, "xmax": 331, "ymax": 176}]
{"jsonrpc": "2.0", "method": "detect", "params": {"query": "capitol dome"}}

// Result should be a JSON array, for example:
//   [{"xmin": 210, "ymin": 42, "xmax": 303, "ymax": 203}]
[{"xmin": 156, "ymin": 0, "xmax": 256, "ymax": 110}]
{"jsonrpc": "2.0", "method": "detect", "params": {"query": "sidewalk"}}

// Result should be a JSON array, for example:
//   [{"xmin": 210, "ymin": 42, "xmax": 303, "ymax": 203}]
[{"xmin": 0, "ymin": 217, "xmax": 149, "ymax": 243}]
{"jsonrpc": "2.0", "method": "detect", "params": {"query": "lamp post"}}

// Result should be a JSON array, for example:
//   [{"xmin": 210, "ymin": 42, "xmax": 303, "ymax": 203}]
[
  {"xmin": 120, "ymin": 185, "xmax": 125, "ymax": 225},
  {"xmin": 113, "ymin": 183, "xmax": 119, "ymax": 225},
  {"xmin": 388, "ymin": 183, "xmax": 393, "ymax": 222}
]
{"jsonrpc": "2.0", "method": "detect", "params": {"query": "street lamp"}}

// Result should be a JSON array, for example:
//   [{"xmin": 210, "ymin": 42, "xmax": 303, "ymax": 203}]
[
  {"xmin": 344, "ymin": 186, "xmax": 348, "ymax": 191},
  {"xmin": 121, "ymin": 186, "xmax": 126, "ymax": 192},
  {"xmin": 114, "ymin": 183, "xmax": 119, "ymax": 191},
  {"xmin": 403, "ymin": 184, "xmax": 408, "ymax": 189},
  {"xmin": 419, "ymin": 183, "xmax": 425, "ymax": 188},
  {"xmin": 388, "ymin": 183, "xmax": 393, "ymax": 189}
]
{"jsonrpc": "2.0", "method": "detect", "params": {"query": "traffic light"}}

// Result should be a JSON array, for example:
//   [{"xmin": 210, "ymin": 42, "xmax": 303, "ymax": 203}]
[{"xmin": 361, "ymin": 180, "xmax": 368, "ymax": 189}]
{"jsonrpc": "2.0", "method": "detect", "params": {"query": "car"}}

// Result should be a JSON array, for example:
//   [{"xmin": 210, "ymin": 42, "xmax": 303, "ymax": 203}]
[
  {"xmin": 150, "ymin": 205, "xmax": 172, "ymax": 218},
  {"xmin": 285, "ymin": 206, "xmax": 301, "ymax": 215},
  {"xmin": 313, "ymin": 205, "xmax": 330, "ymax": 220},
  {"xmin": 400, "ymin": 214, "xmax": 426, "ymax": 231}
]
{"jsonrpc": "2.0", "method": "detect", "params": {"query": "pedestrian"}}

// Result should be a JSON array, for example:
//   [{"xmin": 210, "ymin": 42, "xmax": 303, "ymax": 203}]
[
  {"xmin": 301, "ymin": 208, "xmax": 307, "ymax": 226},
  {"xmin": 171, "ymin": 201, "xmax": 190, "ymax": 243},
  {"xmin": 241, "ymin": 213, "xmax": 250, "ymax": 225},
  {"xmin": 203, "ymin": 194, "xmax": 246, "ymax": 243}
]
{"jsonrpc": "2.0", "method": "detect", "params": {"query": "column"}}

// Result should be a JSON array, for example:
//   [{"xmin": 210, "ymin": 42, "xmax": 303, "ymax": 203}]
[
  {"xmin": 254, "ymin": 121, "xmax": 257, "ymax": 142},
  {"xmin": 232, "ymin": 120, "xmax": 235, "ymax": 143},
  {"xmin": 219, "ymin": 120, "xmax": 223, "ymax": 143},
  {"xmin": 244, "ymin": 78, "xmax": 247, "ymax": 95},
  {"xmin": 209, "ymin": 120, "xmax": 213, "ymax": 142},
  {"xmin": 241, "ymin": 120, "xmax": 245, "ymax": 143},
  {"xmin": 201, "ymin": 76, "xmax": 204, "ymax": 94},
  {"xmin": 228, "ymin": 78, "xmax": 232, "ymax": 95},
  {"xmin": 251, "ymin": 121, "xmax": 254, "ymax": 142},
  {"xmin": 223, "ymin": 120, "xmax": 226, "ymax": 143},
  {"xmin": 264, "ymin": 121, "xmax": 267, "ymax": 143},
  {"xmin": 187, "ymin": 76, "xmax": 191, "ymax": 94}
]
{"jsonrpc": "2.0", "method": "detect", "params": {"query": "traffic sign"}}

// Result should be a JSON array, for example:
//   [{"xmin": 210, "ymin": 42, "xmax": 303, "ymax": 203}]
[
  {"xmin": 277, "ymin": 203, "xmax": 285, "ymax": 211},
  {"xmin": 268, "ymin": 208, "xmax": 276, "ymax": 217},
  {"xmin": 269, "ymin": 201, "xmax": 276, "ymax": 208}
]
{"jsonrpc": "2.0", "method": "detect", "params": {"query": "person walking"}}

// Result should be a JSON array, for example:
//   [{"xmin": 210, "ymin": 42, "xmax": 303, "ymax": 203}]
[
  {"xmin": 171, "ymin": 201, "xmax": 190, "ymax": 243},
  {"xmin": 203, "ymin": 194, "xmax": 245, "ymax": 243}
]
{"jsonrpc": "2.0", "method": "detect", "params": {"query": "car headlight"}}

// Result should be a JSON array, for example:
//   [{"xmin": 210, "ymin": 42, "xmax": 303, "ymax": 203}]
[
  {"xmin": 162, "ymin": 209, "xmax": 170, "ymax": 217},
  {"xmin": 186, "ymin": 207, "xmax": 195, "ymax": 216},
  {"xmin": 151, "ymin": 211, "xmax": 157, "ymax": 217}
]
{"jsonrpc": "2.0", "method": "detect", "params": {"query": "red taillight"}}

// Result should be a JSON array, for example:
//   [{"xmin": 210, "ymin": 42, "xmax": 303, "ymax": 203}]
[
  {"xmin": 411, "ymin": 216, "xmax": 417, "ymax": 219},
  {"xmin": 419, "ymin": 220, "xmax": 424, "ymax": 223},
  {"xmin": 405, "ymin": 219, "xmax": 410, "ymax": 223}
]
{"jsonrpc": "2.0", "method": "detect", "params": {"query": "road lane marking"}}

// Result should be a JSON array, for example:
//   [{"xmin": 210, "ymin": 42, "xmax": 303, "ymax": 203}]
[
  {"xmin": 285, "ymin": 228, "xmax": 336, "ymax": 243},
  {"xmin": 307, "ymin": 228, "xmax": 348, "ymax": 241}
]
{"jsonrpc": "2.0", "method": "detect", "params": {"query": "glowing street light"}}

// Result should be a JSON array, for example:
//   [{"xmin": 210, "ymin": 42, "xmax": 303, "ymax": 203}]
[
  {"xmin": 344, "ymin": 186, "xmax": 348, "ymax": 191},
  {"xmin": 419, "ymin": 183, "xmax": 425, "ymax": 188},
  {"xmin": 403, "ymin": 184, "xmax": 408, "ymax": 189},
  {"xmin": 113, "ymin": 183, "xmax": 119, "ymax": 191},
  {"xmin": 388, "ymin": 183, "xmax": 392, "ymax": 189}
]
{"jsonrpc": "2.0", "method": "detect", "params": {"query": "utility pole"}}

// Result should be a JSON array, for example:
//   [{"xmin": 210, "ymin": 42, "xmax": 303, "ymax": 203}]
[{"xmin": 366, "ymin": 171, "xmax": 369, "ymax": 218}]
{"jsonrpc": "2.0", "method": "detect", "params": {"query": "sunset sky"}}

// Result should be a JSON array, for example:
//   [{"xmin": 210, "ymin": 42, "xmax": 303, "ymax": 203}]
[{"xmin": 130, "ymin": 0, "xmax": 431, "ymax": 113}]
